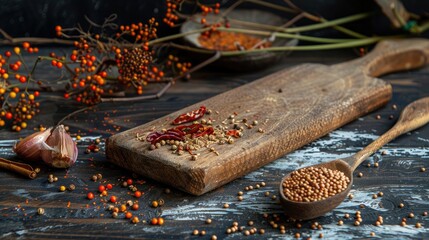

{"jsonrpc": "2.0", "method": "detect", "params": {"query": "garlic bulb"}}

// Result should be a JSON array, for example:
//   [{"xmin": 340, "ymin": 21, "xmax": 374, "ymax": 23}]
[
  {"xmin": 13, "ymin": 127, "xmax": 52, "ymax": 161},
  {"xmin": 40, "ymin": 125, "xmax": 78, "ymax": 168}
]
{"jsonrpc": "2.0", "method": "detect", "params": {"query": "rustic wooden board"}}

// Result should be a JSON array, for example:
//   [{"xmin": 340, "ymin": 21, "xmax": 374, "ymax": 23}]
[{"xmin": 106, "ymin": 39, "xmax": 429, "ymax": 195}]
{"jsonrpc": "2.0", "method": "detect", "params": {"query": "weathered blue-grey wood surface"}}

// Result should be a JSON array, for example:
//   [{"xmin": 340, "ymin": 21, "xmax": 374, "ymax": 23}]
[{"xmin": 0, "ymin": 48, "xmax": 428, "ymax": 239}]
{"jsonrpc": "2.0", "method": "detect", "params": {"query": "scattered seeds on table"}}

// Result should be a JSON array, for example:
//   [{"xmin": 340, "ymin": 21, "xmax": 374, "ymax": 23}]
[
  {"xmin": 409, "ymin": 213, "xmax": 415, "ymax": 218},
  {"xmin": 192, "ymin": 230, "xmax": 199, "ymax": 235},
  {"xmin": 358, "ymin": 172, "xmax": 363, "ymax": 177},
  {"xmin": 421, "ymin": 167, "xmax": 426, "ymax": 172},
  {"xmin": 223, "ymin": 203, "xmax": 229, "ymax": 208},
  {"xmin": 416, "ymin": 222, "xmax": 422, "ymax": 228},
  {"xmin": 37, "ymin": 207, "xmax": 45, "ymax": 215}
]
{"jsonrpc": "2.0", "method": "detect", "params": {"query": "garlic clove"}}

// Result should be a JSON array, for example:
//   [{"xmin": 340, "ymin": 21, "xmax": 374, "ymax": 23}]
[
  {"xmin": 13, "ymin": 127, "xmax": 53, "ymax": 161},
  {"xmin": 41, "ymin": 125, "xmax": 78, "ymax": 168}
]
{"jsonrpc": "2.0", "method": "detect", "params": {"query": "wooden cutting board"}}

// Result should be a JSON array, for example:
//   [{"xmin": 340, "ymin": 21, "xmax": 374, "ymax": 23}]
[{"xmin": 106, "ymin": 39, "xmax": 429, "ymax": 195}]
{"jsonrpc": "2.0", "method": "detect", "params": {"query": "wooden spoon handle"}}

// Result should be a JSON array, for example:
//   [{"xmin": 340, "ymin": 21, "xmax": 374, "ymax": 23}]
[
  {"xmin": 347, "ymin": 97, "xmax": 429, "ymax": 171},
  {"xmin": 334, "ymin": 39, "xmax": 429, "ymax": 77}
]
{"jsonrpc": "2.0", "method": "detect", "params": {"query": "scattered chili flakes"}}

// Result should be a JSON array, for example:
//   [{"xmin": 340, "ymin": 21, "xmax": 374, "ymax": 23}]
[{"xmin": 141, "ymin": 106, "xmax": 262, "ymax": 159}]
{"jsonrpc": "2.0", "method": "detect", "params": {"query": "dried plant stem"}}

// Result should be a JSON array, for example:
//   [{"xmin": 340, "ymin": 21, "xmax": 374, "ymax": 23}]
[{"xmin": 169, "ymin": 35, "xmax": 399, "ymax": 56}]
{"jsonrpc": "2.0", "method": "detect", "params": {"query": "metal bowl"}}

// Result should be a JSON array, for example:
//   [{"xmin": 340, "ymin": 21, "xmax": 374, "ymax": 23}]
[{"xmin": 180, "ymin": 9, "xmax": 298, "ymax": 71}]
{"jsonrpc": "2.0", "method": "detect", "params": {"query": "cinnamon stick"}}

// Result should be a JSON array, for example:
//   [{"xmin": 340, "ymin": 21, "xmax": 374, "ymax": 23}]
[{"xmin": 0, "ymin": 157, "xmax": 37, "ymax": 179}]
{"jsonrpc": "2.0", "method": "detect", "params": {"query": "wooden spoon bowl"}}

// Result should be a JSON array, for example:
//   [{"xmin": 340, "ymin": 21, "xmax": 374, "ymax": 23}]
[
  {"xmin": 279, "ymin": 159, "xmax": 352, "ymax": 220},
  {"xmin": 279, "ymin": 97, "xmax": 429, "ymax": 220}
]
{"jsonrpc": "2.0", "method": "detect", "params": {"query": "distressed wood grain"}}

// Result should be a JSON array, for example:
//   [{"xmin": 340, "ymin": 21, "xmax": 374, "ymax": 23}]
[{"xmin": 106, "ymin": 39, "xmax": 429, "ymax": 195}]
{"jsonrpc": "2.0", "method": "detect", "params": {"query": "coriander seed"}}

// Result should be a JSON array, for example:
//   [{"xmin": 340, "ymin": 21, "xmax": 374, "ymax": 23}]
[
  {"xmin": 192, "ymin": 230, "xmax": 199, "ymax": 235},
  {"xmin": 223, "ymin": 203, "xmax": 229, "ymax": 208},
  {"xmin": 206, "ymin": 218, "xmax": 212, "ymax": 224},
  {"xmin": 37, "ymin": 207, "xmax": 45, "ymax": 215},
  {"xmin": 399, "ymin": 203, "xmax": 404, "ymax": 208},
  {"xmin": 416, "ymin": 222, "xmax": 422, "ymax": 228},
  {"xmin": 238, "ymin": 191, "xmax": 243, "ymax": 196},
  {"xmin": 338, "ymin": 220, "xmax": 343, "ymax": 226},
  {"xmin": 409, "ymin": 213, "xmax": 415, "ymax": 218},
  {"xmin": 421, "ymin": 167, "xmax": 426, "ymax": 172}
]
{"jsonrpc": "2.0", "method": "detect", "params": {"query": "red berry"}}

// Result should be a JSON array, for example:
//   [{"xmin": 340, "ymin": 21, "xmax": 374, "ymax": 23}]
[
  {"xmin": 51, "ymin": 60, "xmax": 57, "ymax": 67},
  {"xmin": 19, "ymin": 76, "xmax": 27, "ymax": 83},
  {"xmin": 10, "ymin": 64, "xmax": 19, "ymax": 71},
  {"xmin": 110, "ymin": 195, "xmax": 117, "ymax": 203},
  {"xmin": 5, "ymin": 51, "xmax": 11, "ymax": 57},
  {"xmin": 64, "ymin": 93, "xmax": 70, "ymax": 99},
  {"xmin": 70, "ymin": 54, "xmax": 77, "ymax": 61},
  {"xmin": 98, "ymin": 185, "xmax": 105, "ymax": 193},
  {"xmin": 100, "ymin": 71, "xmax": 107, "ymax": 78},
  {"xmin": 56, "ymin": 62, "xmax": 63, "ymax": 68},
  {"xmin": 106, "ymin": 183, "xmax": 113, "ymax": 190},
  {"xmin": 55, "ymin": 25, "xmax": 62, "ymax": 32},
  {"xmin": 34, "ymin": 91, "xmax": 40, "ymax": 97},
  {"xmin": 87, "ymin": 192, "xmax": 94, "ymax": 200},
  {"xmin": 5, "ymin": 112, "xmax": 13, "ymax": 120},
  {"xmin": 23, "ymin": 42, "xmax": 30, "ymax": 49},
  {"xmin": 134, "ymin": 191, "xmax": 142, "ymax": 198},
  {"xmin": 126, "ymin": 179, "xmax": 133, "ymax": 185}
]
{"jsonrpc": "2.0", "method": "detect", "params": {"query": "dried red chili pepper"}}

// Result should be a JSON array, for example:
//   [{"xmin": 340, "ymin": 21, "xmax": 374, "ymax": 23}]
[
  {"xmin": 226, "ymin": 130, "xmax": 240, "ymax": 138},
  {"xmin": 146, "ymin": 129, "xmax": 185, "ymax": 145},
  {"xmin": 192, "ymin": 126, "xmax": 214, "ymax": 138},
  {"xmin": 175, "ymin": 124, "xmax": 203, "ymax": 135},
  {"xmin": 172, "ymin": 106, "xmax": 206, "ymax": 125}
]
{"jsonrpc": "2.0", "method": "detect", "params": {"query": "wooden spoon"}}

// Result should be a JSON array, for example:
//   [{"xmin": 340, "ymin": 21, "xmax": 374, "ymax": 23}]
[{"xmin": 279, "ymin": 97, "xmax": 429, "ymax": 220}]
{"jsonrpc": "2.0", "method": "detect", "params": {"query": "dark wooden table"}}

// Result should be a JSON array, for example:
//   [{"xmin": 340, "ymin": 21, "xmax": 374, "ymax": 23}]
[{"xmin": 0, "ymin": 47, "xmax": 428, "ymax": 239}]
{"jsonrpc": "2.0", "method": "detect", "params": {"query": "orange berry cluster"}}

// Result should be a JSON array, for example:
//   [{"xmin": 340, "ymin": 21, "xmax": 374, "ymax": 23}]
[
  {"xmin": 0, "ymin": 43, "xmax": 40, "ymax": 131},
  {"xmin": 165, "ymin": 54, "xmax": 192, "ymax": 77},
  {"xmin": 116, "ymin": 18, "xmax": 158, "ymax": 48},
  {"xmin": 66, "ymin": 39, "xmax": 107, "ymax": 105},
  {"xmin": 163, "ymin": 0, "xmax": 181, "ymax": 27}
]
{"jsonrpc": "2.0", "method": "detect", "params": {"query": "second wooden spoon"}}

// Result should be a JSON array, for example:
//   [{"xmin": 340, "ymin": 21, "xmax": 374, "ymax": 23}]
[{"xmin": 279, "ymin": 97, "xmax": 429, "ymax": 220}]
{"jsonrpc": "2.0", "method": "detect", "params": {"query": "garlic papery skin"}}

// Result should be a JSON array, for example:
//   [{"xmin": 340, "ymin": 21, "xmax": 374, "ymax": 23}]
[
  {"xmin": 41, "ymin": 125, "xmax": 78, "ymax": 168},
  {"xmin": 13, "ymin": 127, "xmax": 53, "ymax": 161}
]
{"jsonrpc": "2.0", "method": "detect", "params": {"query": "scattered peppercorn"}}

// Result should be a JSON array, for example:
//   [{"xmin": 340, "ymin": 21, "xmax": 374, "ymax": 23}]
[
  {"xmin": 91, "ymin": 175, "xmax": 98, "ymax": 182},
  {"xmin": 134, "ymin": 191, "xmax": 142, "ymax": 198},
  {"xmin": 68, "ymin": 184, "xmax": 76, "ymax": 191},
  {"xmin": 37, "ymin": 207, "xmax": 45, "ymax": 215},
  {"xmin": 87, "ymin": 192, "xmax": 94, "ymax": 200}
]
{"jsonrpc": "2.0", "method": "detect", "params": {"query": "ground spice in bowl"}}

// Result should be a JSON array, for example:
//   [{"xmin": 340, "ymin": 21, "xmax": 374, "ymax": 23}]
[
  {"xmin": 198, "ymin": 31, "xmax": 272, "ymax": 51},
  {"xmin": 282, "ymin": 166, "xmax": 350, "ymax": 202}
]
